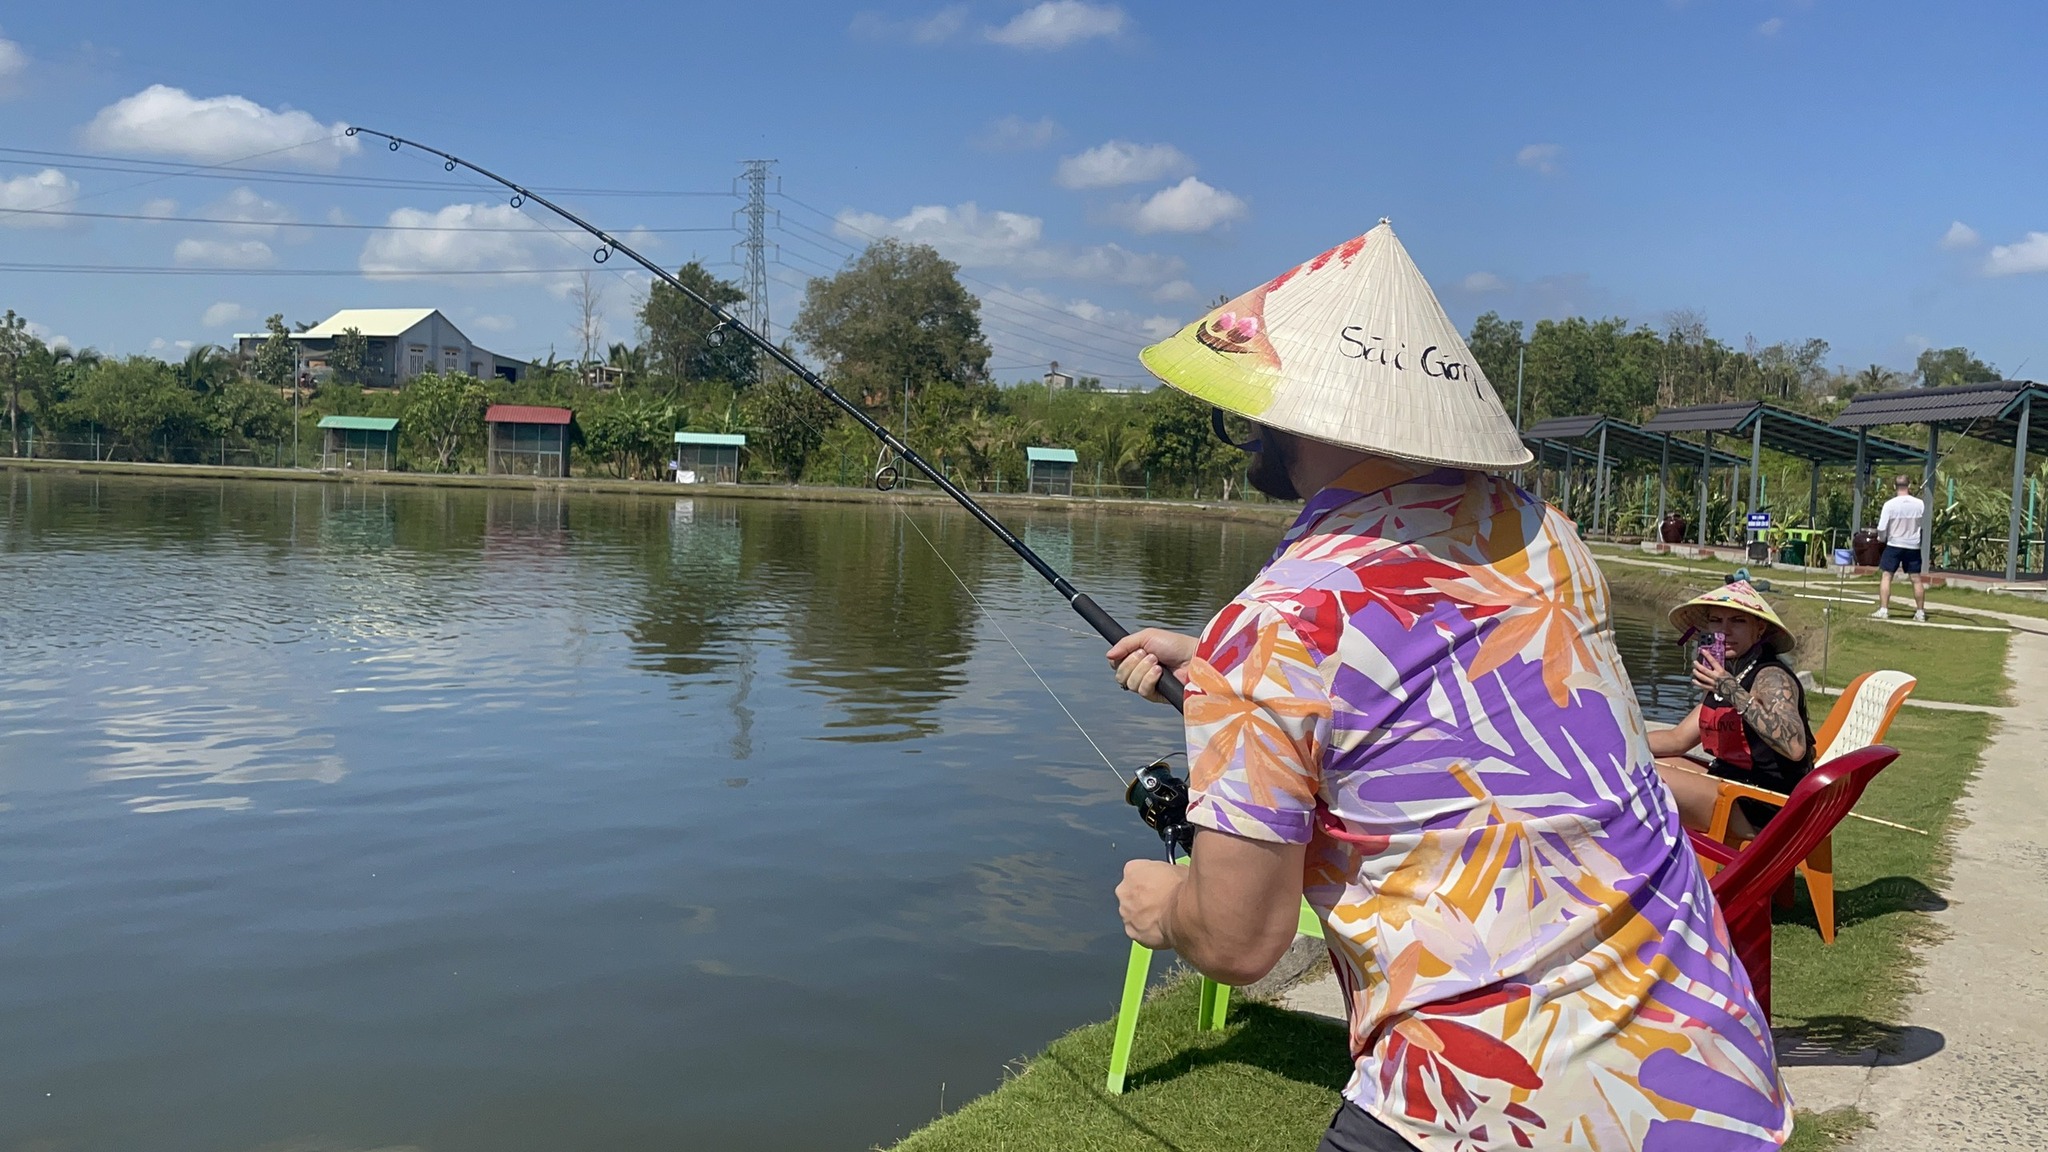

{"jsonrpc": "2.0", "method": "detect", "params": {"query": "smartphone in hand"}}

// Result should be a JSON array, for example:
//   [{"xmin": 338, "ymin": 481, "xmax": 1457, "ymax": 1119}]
[{"xmin": 1699, "ymin": 632, "xmax": 1728, "ymax": 667}]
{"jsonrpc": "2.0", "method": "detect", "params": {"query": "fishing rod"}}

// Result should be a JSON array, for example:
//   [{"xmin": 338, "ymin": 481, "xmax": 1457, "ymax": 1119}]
[{"xmin": 350, "ymin": 128, "xmax": 1197, "ymax": 855}]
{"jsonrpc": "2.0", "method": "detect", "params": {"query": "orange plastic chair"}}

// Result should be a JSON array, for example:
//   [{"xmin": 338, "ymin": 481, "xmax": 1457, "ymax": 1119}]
[
  {"xmin": 1689, "ymin": 745, "xmax": 1900, "ymax": 1016},
  {"xmin": 1701, "ymin": 670, "xmax": 1916, "ymax": 944}
]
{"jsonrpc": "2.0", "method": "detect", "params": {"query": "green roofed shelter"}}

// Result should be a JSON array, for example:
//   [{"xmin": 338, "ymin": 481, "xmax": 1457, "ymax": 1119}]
[
  {"xmin": 1834, "ymin": 380, "xmax": 2048, "ymax": 581},
  {"xmin": 1025, "ymin": 446, "xmax": 1078, "ymax": 496},
  {"xmin": 1641, "ymin": 400, "xmax": 1924, "ymax": 548},
  {"xmin": 673, "ymin": 431, "xmax": 745, "ymax": 484},
  {"xmin": 1522, "ymin": 415, "xmax": 1751, "ymax": 537},
  {"xmin": 317, "ymin": 414, "xmax": 399, "ymax": 471}
]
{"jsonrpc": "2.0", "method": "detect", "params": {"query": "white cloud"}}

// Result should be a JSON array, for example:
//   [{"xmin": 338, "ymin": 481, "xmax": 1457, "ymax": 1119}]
[
  {"xmin": 359, "ymin": 202, "xmax": 547, "ymax": 281},
  {"xmin": 1984, "ymin": 232, "xmax": 2048, "ymax": 277},
  {"xmin": 1517, "ymin": 143, "xmax": 1562, "ymax": 176},
  {"xmin": 208, "ymin": 186, "xmax": 294, "ymax": 234},
  {"xmin": 1055, "ymin": 140, "xmax": 1194, "ymax": 189},
  {"xmin": 470, "ymin": 313, "xmax": 516, "ymax": 333},
  {"xmin": 1461, "ymin": 272, "xmax": 1509, "ymax": 293},
  {"xmin": 850, "ymin": 5, "xmax": 968, "ymax": 43},
  {"xmin": 139, "ymin": 197, "xmax": 179, "ymax": 219},
  {"xmin": 0, "ymin": 168, "xmax": 80, "ymax": 228},
  {"xmin": 1756, "ymin": 17, "xmax": 1784, "ymax": 36},
  {"xmin": 1117, "ymin": 177, "xmax": 1247, "ymax": 234},
  {"xmin": 202, "ymin": 302, "xmax": 247, "ymax": 327},
  {"xmin": 977, "ymin": 114, "xmax": 1061, "ymax": 151},
  {"xmin": 977, "ymin": 283, "xmax": 1180, "ymax": 376},
  {"xmin": 1940, "ymin": 221, "xmax": 1980, "ymax": 250},
  {"xmin": 148, "ymin": 337, "xmax": 194, "ymax": 353},
  {"xmin": 26, "ymin": 321, "xmax": 72, "ymax": 351},
  {"xmin": 912, "ymin": 5, "xmax": 969, "ymax": 41},
  {"xmin": 835, "ymin": 201, "xmax": 1185, "ymax": 287},
  {"xmin": 987, "ymin": 1, "xmax": 1126, "ymax": 48},
  {"xmin": 1152, "ymin": 279, "xmax": 1197, "ymax": 303},
  {"xmin": 174, "ymin": 237, "xmax": 275, "ymax": 268},
  {"xmin": 84, "ymin": 85, "xmax": 358, "ymax": 169},
  {"xmin": 0, "ymin": 29, "xmax": 27, "ymax": 91}
]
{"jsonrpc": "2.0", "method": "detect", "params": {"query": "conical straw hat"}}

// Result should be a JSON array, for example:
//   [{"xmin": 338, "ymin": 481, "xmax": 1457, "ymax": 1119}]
[
  {"xmin": 1669, "ymin": 580, "xmax": 1797, "ymax": 653},
  {"xmin": 1139, "ymin": 221, "xmax": 1531, "ymax": 469}
]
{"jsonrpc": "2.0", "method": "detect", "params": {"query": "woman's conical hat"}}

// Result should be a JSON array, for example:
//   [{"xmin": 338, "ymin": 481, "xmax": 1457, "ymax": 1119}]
[
  {"xmin": 1138, "ymin": 220, "xmax": 1531, "ymax": 469},
  {"xmin": 1670, "ymin": 580, "xmax": 1797, "ymax": 653}
]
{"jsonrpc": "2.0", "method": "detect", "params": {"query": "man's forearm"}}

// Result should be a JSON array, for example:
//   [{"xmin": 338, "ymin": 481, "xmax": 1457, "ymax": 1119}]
[{"xmin": 1162, "ymin": 837, "xmax": 1308, "ymax": 987}]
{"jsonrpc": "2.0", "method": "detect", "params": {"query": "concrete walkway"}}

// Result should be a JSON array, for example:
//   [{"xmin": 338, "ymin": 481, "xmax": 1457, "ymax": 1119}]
[{"xmin": 1834, "ymin": 626, "xmax": 2047, "ymax": 1149}]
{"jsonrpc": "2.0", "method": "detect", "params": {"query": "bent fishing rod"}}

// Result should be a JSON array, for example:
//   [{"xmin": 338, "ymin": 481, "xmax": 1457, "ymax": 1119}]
[{"xmin": 351, "ymin": 128, "xmax": 1197, "ymax": 854}]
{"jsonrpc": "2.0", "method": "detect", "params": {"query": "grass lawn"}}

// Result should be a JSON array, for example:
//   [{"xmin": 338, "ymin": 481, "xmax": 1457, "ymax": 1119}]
[
  {"xmin": 1766, "ymin": 707, "xmax": 1988, "ymax": 1026},
  {"xmin": 1598, "ymin": 561, "xmax": 2012, "ymax": 705},
  {"xmin": 887, "ymin": 974, "xmax": 1349, "ymax": 1152}
]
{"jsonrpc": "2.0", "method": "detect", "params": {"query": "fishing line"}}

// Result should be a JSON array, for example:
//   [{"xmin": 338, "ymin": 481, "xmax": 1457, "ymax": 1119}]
[{"xmin": 893, "ymin": 509, "xmax": 1127, "ymax": 784}]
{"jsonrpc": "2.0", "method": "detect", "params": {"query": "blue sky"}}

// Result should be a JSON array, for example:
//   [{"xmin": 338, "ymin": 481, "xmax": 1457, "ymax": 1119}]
[{"xmin": 3, "ymin": 1, "xmax": 2047, "ymax": 384}]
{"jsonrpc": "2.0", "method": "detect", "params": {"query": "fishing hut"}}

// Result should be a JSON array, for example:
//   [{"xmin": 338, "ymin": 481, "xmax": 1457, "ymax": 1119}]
[
  {"xmin": 1026, "ymin": 446, "xmax": 1078, "ymax": 496},
  {"xmin": 485, "ymin": 404, "xmax": 574, "ymax": 477},
  {"xmin": 673, "ymin": 432, "xmax": 745, "ymax": 484},
  {"xmin": 317, "ymin": 415, "xmax": 399, "ymax": 471}
]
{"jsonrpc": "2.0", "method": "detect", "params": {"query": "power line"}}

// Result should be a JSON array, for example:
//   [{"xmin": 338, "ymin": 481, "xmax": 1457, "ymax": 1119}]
[
  {"xmin": 3, "ymin": 206, "xmax": 735, "ymax": 232},
  {"xmin": 0, "ymin": 146, "xmax": 735, "ymax": 198},
  {"xmin": 0, "ymin": 261, "xmax": 608, "ymax": 276}
]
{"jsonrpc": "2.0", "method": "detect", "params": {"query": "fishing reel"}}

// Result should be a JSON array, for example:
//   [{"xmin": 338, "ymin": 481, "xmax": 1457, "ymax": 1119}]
[{"xmin": 1125, "ymin": 755, "xmax": 1197, "ymax": 860}]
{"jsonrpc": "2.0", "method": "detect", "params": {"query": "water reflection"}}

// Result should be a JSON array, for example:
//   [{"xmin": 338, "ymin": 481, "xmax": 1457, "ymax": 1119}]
[{"xmin": 10, "ymin": 472, "xmax": 1714, "ymax": 1152}]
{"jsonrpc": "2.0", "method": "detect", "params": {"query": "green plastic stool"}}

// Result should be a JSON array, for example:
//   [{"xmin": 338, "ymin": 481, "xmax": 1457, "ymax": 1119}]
[{"xmin": 1104, "ymin": 898, "xmax": 1326, "ymax": 1094}]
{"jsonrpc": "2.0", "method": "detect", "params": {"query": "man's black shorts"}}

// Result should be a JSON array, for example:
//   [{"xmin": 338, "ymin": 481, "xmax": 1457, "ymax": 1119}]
[
  {"xmin": 1318, "ymin": 1103, "xmax": 1418, "ymax": 1151},
  {"xmin": 1879, "ymin": 545, "xmax": 1922, "ymax": 575}
]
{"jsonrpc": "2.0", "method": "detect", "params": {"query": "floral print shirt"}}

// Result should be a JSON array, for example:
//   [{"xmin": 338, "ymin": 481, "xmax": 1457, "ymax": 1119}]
[{"xmin": 1184, "ymin": 459, "xmax": 1790, "ymax": 1150}]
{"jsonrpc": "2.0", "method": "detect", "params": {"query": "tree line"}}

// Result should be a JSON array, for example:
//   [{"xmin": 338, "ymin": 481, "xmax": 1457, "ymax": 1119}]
[{"xmin": 0, "ymin": 242, "xmax": 2019, "ymax": 510}]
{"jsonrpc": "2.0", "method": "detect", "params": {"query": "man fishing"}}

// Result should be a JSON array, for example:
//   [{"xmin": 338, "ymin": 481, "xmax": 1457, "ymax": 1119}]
[{"xmin": 1105, "ymin": 222, "xmax": 1791, "ymax": 1151}]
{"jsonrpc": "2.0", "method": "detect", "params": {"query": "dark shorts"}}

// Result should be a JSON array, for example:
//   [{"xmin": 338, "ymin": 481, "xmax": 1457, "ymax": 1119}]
[
  {"xmin": 1879, "ymin": 545, "xmax": 1922, "ymax": 575},
  {"xmin": 1707, "ymin": 760, "xmax": 1808, "ymax": 829},
  {"xmin": 1318, "ymin": 1103, "xmax": 1418, "ymax": 1151}
]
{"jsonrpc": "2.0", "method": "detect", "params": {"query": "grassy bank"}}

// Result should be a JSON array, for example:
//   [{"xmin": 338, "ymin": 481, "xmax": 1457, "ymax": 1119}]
[
  {"xmin": 890, "ymin": 974, "xmax": 1349, "ymax": 1152},
  {"xmin": 1598, "ymin": 560, "xmax": 2012, "ymax": 705},
  {"xmin": 0, "ymin": 456, "xmax": 1300, "ymax": 527}
]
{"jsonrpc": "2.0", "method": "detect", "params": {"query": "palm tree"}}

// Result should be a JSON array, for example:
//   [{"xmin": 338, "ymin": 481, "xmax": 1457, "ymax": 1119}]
[{"xmin": 177, "ymin": 344, "xmax": 235, "ymax": 396}]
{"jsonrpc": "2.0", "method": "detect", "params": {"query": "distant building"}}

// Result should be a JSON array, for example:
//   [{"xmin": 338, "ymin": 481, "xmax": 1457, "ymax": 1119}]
[
  {"xmin": 1043, "ymin": 361, "xmax": 1076, "ymax": 391},
  {"xmin": 1025, "ymin": 446, "xmax": 1078, "ymax": 496},
  {"xmin": 317, "ymin": 415, "xmax": 399, "ymax": 471},
  {"xmin": 673, "ymin": 432, "xmax": 744, "ymax": 484},
  {"xmin": 234, "ymin": 309, "xmax": 529, "ymax": 389},
  {"xmin": 485, "ymin": 404, "xmax": 573, "ymax": 477}
]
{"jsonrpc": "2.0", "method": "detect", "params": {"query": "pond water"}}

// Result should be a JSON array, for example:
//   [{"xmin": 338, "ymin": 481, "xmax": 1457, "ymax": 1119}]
[{"xmin": 0, "ymin": 472, "xmax": 1697, "ymax": 1152}]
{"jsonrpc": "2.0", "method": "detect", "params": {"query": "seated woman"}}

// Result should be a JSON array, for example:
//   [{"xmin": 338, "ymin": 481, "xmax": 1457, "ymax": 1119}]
[{"xmin": 1647, "ymin": 580, "xmax": 1815, "ymax": 840}]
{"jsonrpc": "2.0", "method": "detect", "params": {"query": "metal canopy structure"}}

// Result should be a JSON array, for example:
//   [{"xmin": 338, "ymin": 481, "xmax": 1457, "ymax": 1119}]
[
  {"xmin": 1834, "ymin": 380, "xmax": 2048, "ymax": 581},
  {"xmin": 1523, "ymin": 415, "xmax": 1746, "ymax": 536},
  {"xmin": 1641, "ymin": 401, "xmax": 1926, "ymax": 549}
]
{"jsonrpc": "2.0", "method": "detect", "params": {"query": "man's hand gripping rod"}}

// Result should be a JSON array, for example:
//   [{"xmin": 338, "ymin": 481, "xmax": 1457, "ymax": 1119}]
[{"xmin": 348, "ymin": 127, "xmax": 1195, "ymax": 853}]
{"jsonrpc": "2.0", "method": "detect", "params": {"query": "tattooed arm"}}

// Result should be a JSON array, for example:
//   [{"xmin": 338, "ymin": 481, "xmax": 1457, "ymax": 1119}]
[{"xmin": 1714, "ymin": 665, "xmax": 1809, "ymax": 762}]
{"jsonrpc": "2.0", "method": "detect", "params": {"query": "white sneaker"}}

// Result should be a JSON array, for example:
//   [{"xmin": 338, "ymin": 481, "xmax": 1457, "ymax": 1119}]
[
  {"xmin": 1870, "ymin": 608, "xmax": 1889, "ymax": 620},
  {"xmin": 1913, "ymin": 610, "xmax": 1927, "ymax": 622}
]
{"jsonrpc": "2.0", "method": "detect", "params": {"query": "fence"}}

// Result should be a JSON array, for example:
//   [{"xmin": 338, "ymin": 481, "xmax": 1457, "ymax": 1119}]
[{"xmin": 3, "ymin": 433, "xmax": 304, "ymax": 469}]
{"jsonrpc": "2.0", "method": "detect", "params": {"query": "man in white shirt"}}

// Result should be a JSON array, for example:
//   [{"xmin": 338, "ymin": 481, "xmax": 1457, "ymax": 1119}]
[{"xmin": 1872, "ymin": 474, "xmax": 1927, "ymax": 621}]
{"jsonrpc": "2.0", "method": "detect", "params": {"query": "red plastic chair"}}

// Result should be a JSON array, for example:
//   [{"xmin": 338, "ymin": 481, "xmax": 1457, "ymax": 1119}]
[{"xmin": 1687, "ymin": 745, "xmax": 1900, "ymax": 1017}]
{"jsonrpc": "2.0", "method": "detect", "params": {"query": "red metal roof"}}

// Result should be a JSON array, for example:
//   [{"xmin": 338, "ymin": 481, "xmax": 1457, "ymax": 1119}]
[{"xmin": 485, "ymin": 404, "xmax": 573, "ymax": 425}]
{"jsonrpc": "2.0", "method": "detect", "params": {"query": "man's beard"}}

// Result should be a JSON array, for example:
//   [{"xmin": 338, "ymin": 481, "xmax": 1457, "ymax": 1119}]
[{"xmin": 1244, "ymin": 427, "xmax": 1300, "ymax": 500}]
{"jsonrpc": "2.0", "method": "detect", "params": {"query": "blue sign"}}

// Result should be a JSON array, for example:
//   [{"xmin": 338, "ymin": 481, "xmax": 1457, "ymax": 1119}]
[{"xmin": 1745, "ymin": 512, "xmax": 1772, "ymax": 530}]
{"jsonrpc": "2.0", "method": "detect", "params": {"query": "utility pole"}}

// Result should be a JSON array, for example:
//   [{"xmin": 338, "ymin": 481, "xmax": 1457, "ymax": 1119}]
[
  {"xmin": 1514, "ymin": 346, "xmax": 1525, "ymax": 430},
  {"xmin": 735, "ymin": 160, "xmax": 777, "ymax": 339}
]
